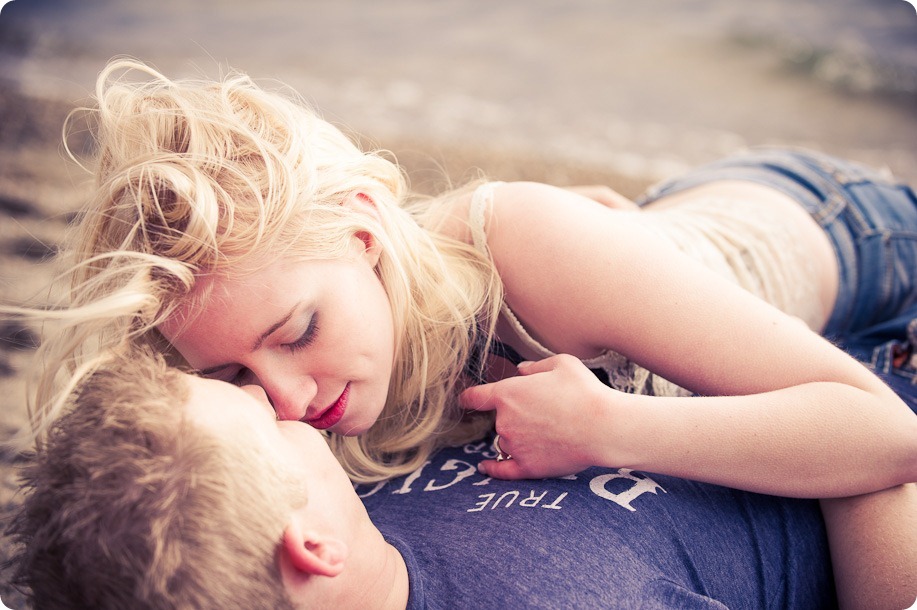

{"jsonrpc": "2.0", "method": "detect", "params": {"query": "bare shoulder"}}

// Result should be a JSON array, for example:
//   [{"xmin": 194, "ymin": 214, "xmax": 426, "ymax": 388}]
[
  {"xmin": 485, "ymin": 181, "xmax": 644, "ymax": 260},
  {"xmin": 487, "ymin": 181, "xmax": 628, "ymax": 238},
  {"xmin": 427, "ymin": 180, "xmax": 616, "ymax": 245},
  {"xmin": 483, "ymin": 181, "xmax": 651, "ymax": 355}
]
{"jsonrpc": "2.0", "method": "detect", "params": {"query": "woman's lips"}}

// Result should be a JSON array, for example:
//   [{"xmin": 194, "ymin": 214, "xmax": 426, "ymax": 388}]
[{"xmin": 304, "ymin": 384, "xmax": 350, "ymax": 430}]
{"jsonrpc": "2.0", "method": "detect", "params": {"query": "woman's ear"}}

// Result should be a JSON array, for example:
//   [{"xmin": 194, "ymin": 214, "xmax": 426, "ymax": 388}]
[
  {"xmin": 281, "ymin": 518, "xmax": 348, "ymax": 578},
  {"xmin": 353, "ymin": 230, "xmax": 383, "ymax": 268},
  {"xmin": 342, "ymin": 191, "xmax": 381, "ymax": 221},
  {"xmin": 343, "ymin": 192, "xmax": 383, "ymax": 267}
]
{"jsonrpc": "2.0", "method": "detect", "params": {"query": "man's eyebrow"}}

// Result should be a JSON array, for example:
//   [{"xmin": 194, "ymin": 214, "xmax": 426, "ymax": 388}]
[{"xmin": 196, "ymin": 307, "xmax": 297, "ymax": 377}]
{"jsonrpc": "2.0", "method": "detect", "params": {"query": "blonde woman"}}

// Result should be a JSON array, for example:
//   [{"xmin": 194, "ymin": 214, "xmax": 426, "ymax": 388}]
[{"xmin": 14, "ymin": 59, "xmax": 917, "ymax": 607}]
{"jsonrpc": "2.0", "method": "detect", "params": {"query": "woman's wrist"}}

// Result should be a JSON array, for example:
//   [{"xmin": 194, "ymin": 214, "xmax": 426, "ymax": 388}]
[{"xmin": 587, "ymin": 387, "xmax": 649, "ymax": 472}]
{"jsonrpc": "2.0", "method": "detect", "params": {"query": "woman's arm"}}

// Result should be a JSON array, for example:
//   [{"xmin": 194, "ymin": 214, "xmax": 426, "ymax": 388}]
[
  {"xmin": 461, "ymin": 181, "xmax": 917, "ymax": 497},
  {"xmin": 463, "ymin": 355, "xmax": 916, "ymax": 496},
  {"xmin": 821, "ymin": 485, "xmax": 917, "ymax": 609}
]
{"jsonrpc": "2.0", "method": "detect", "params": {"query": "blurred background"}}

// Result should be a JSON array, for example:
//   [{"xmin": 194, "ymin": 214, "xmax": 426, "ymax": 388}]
[
  {"xmin": 2, "ymin": 0, "xmax": 917, "ymax": 184},
  {"xmin": 0, "ymin": 0, "xmax": 916, "ymax": 606}
]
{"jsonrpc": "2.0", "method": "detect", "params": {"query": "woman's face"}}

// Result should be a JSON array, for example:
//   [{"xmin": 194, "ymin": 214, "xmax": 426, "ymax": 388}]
[{"xmin": 161, "ymin": 237, "xmax": 395, "ymax": 436}]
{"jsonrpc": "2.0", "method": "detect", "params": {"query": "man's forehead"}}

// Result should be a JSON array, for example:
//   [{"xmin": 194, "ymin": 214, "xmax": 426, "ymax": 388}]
[
  {"xmin": 182, "ymin": 375, "xmax": 243, "ymax": 435},
  {"xmin": 183, "ymin": 376, "xmax": 282, "ymax": 446}
]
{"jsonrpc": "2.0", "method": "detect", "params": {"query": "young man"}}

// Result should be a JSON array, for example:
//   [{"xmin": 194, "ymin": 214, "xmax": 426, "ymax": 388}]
[{"xmin": 7, "ymin": 353, "xmax": 841, "ymax": 609}]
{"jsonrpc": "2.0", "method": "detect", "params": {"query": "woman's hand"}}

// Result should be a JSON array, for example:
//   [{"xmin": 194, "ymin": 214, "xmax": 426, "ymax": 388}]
[
  {"xmin": 460, "ymin": 354, "xmax": 626, "ymax": 480},
  {"xmin": 563, "ymin": 185, "xmax": 640, "ymax": 210}
]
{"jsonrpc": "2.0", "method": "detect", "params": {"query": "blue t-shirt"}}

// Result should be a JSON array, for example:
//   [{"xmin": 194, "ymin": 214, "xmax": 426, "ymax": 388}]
[{"xmin": 358, "ymin": 437, "xmax": 835, "ymax": 609}]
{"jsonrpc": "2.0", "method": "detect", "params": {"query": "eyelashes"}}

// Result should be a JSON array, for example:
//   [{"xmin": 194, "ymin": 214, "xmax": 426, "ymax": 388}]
[
  {"xmin": 284, "ymin": 314, "xmax": 319, "ymax": 353},
  {"xmin": 205, "ymin": 312, "xmax": 318, "ymax": 385}
]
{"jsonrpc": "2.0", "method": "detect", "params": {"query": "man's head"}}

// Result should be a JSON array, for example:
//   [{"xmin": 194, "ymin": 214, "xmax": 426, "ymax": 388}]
[{"xmin": 7, "ymin": 353, "xmax": 396, "ymax": 609}]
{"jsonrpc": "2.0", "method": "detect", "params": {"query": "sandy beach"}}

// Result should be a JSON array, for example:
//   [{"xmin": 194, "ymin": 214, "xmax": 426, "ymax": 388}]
[{"xmin": 1, "ymin": 1, "xmax": 916, "ymax": 606}]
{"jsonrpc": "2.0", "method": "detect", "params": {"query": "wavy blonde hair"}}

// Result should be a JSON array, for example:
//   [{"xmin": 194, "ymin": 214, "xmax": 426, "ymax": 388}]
[{"xmin": 20, "ymin": 58, "xmax": 501, "ymax": 482}]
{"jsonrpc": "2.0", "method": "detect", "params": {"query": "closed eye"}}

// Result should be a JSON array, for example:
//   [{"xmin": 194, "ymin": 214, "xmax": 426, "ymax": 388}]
[{"xmin": 284, "ymin": 315, "xmax": 319, "ymax": 353}]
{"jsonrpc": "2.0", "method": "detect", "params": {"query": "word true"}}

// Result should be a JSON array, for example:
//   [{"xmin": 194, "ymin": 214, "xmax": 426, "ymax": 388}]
[{"xmin": 357, "ymin": 441, "xmax": 666, "ymax": 513}]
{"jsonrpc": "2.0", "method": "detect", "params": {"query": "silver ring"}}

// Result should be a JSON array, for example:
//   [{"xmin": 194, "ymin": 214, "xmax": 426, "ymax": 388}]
[{"xmin": 493, "ymin": 434, "xmax": 513, "ymax": 462}]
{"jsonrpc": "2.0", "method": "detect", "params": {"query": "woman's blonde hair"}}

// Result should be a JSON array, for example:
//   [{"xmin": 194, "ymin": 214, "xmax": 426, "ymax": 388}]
[{"xmin": 22, "ymin": 58, "xmax": 500, "ymax": 481}]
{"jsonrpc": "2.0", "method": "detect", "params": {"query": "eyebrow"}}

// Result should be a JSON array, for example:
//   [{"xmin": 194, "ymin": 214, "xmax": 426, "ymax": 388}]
[
  {"xmin": 252, "ymin": 307, "xmax": 296, "ymax": 351},
  {"xmin": 196, "ymin": 306, "xmax": 297, "ymax": 377}
]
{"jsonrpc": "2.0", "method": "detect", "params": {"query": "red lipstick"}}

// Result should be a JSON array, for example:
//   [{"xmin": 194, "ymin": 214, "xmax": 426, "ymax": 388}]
[{"xmin": 304, "ymin": 384, "xmax": 350, "ymax": 430}]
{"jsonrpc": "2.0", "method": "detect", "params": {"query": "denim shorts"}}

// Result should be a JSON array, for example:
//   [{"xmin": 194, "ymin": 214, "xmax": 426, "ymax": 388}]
[
  {"xmin": 637, "ymin": 147, "xmax": 917, "ymax": 403},
  {"xmin": 844, "ymin": 302, "xmax": 917, "ymax": 413}
]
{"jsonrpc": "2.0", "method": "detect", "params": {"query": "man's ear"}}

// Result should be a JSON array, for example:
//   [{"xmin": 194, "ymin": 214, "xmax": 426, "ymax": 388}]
[
  {"xmin": 342, "ymin": 191, "xmax": 383, "ymax": 267},
  {"xmin": 281, "ymin": 518, "xmax": 348, "ymax": 578}
]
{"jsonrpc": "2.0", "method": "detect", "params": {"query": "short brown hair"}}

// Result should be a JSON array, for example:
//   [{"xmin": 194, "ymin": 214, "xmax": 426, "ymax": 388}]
[{"xmin": 6, "ymin": 353, "xmax": 295, "ymax": 609}]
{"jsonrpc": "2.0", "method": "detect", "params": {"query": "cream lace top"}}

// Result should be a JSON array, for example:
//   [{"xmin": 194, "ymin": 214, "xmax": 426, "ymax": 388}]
[{"xmin": 469, "ymin": 182, "xmax": 823, "ymax": 397}]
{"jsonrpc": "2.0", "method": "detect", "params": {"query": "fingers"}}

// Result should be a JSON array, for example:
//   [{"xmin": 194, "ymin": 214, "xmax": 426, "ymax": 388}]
[
  {"xmin": 459, "ymin": 383, "xmax": 498, "ymax": 412},
  {"xmin": 481, "ymin": 435, "xmax": 527, "ymax": 478},
  {"xmin": 477, "ymin": 458, "xmax": 528, "ymax": 480},
  {"xmin": 515, "ymin": 359, "xmax": 553, "ymax": 375},
  {"xmin": 492, "ymin": 433, "xmax": 511, "ymax": 460},
  {"xmin": 460, "ymin": 356, "xmax": 562, "ymax": 412}
]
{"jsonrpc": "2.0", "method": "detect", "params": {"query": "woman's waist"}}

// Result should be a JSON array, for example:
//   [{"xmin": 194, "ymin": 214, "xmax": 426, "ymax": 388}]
[
  {"xmin": 642, "ymin": 179, "xmax": 810, "ymax": 215},
  {"xmin": 638, "ymin": 184, "xmax": 839, "ymax": 331}
]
